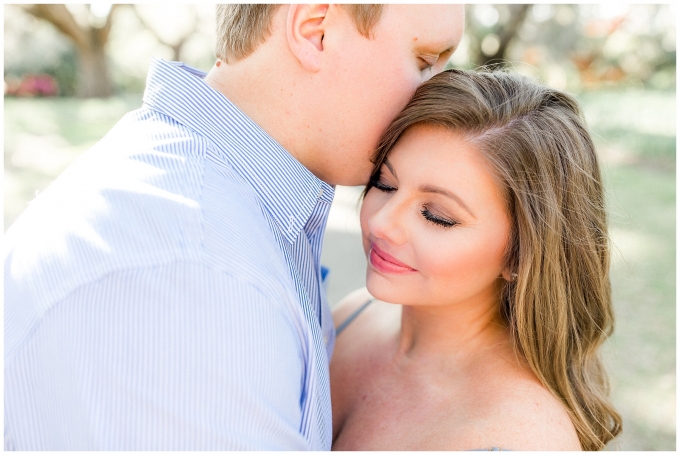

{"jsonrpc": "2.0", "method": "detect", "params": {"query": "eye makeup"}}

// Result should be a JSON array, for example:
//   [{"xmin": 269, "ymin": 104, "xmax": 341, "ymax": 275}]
[
  {"xmin": 421, "ymin": 206, "xmax": 457, "ymax": 228},
  {"xmin": 372, "ymin": 180, "xmax": 396, "ymax": 192}
]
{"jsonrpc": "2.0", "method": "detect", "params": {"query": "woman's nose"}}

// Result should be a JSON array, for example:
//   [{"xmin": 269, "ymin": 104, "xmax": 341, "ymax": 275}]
[{"xmin": 367, "ymin": 197, "xmax": 408, "ymax": 246}]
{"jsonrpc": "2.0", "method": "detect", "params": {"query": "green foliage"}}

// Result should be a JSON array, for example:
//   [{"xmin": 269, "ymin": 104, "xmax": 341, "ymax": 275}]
[
  {"xmin": 580, "ymin": 89, "xmax": 676, "ymax": 170},
  {"xmin": 461, "ymin": 4, "xmax": 676, "ymax": 91},
  {"xmin": 4, "ymin": 5, "xmax": 217, "ymax": 97},
  {"xmin": 3, "ymin": 6, "xmax": 79, "ymax": 95}
]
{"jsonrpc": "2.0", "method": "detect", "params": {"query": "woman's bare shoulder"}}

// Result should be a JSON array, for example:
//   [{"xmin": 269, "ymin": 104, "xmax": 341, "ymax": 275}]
[
  {"xmin": 464, "ymin": 369, "xmax": 582, "ymax": 450},
  {"xmin": 332, "ymin": 287, "xmax": 374, "ymax": 328},
  {"xmin": 331, "ymin": 287, "xmax": 376, "ymax": 383},
  {"xmin": 333, "ymin": 289, "xmax": 401, "ymax": 342},
  {"xmin": 331, "ymin": 288, "xmax": 393, "ymax": 438}
]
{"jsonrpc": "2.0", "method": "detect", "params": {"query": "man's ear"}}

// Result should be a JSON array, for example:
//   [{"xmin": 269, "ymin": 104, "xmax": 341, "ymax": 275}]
[{"xmin": 287, "ymin": 4, "xmax": 329, "ymax": 72}]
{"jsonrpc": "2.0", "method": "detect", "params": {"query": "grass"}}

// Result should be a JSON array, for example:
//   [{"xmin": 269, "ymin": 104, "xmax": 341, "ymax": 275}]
[
  {"xmin": 4, "ymin": 94, "xmax": 143, "ymax": 229},
  {"xmin": 579, "ymin": 88, "xmax": 675, "ymax": 450},
  {"xmin": 3, "ymin": 89, "xmax": 676, "ymax": 450}
]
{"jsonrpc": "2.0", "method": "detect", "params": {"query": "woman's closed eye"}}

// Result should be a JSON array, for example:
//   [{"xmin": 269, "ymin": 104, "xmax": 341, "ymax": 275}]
[
  {"xmin": 421, "ymin": 206, "xmax": 458, "ymax": 228},
  {"xmin": 370, "ymin": 177, "xmax": 397, "ymax": 193}
]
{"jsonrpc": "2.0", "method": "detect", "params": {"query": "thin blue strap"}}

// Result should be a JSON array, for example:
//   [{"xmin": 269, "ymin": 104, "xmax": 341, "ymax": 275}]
[
  {"xmin": 335, "ymin": 298, "xmax": 375, "ymax": 335},
  {"xmin": 469, "ymin": 448, "xmax": 509, "ymax": 451}
]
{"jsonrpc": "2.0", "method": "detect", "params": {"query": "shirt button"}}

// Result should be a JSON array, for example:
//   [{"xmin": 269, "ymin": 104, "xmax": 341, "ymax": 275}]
[
  {"xmin": 318, "ymin": 188, "xmax": 324, "ymax": 198},
  {"xmin": 323, "ymin": 334, "xmax": 328, "ymax": 344}
]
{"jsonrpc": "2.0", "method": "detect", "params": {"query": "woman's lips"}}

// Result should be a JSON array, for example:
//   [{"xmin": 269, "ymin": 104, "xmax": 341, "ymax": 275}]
[{"xmin": 369, "ymin": 243, "xmax": 416, "ymax": 274}]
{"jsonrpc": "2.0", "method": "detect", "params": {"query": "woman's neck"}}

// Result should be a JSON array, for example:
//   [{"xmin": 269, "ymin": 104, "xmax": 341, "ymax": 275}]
[{"xmin": 393, "ymin": 291, "xmax": 511, "ymax": 370}]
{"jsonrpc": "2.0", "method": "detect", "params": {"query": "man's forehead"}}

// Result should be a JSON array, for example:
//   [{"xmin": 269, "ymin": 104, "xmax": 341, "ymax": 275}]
[
  {"xmin": 385, "ymin": 4, "xmax": 465, "ymax": 25},
  {"xmin": 412, "ymin": 33, "xmax": 462, "ymax": 54},
  {"xmin": 384, "ymin": 4, "xmax": 465, "ymax": 48}
]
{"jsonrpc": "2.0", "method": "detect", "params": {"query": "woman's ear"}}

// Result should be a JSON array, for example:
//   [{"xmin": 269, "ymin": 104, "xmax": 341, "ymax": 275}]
[
  {"xmin": 286, "ymin": 4, "xmax": 329, "ymax": 72},
  {"xmin": 501, "ymin": 268, "xmax": 517, "ymax": 282}
]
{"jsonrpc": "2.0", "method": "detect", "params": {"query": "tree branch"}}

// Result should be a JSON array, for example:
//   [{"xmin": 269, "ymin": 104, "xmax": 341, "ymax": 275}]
[
  {"xmin": 133, "ymin": 5, "xmax": 173, "ymax": 47},
  {"xmin": 21, "ymin": 4, "xmax": 89, "ymax": 50},
  {"xmin": 97, "ymin": 4, "xmax": 122, "ymax": 44},
  {"xmin": 133, "ymin": 5, "xmax": 198, "ymax": 60},
  {"xmin": 489, "ymin": 5, "xmax": 531, "ymax": 64}
]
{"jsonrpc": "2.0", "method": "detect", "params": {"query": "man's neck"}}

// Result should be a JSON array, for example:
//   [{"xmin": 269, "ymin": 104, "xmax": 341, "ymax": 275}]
[{"xmin": 204, "ymin": 51, "xmax": 316, "ymax": 178}]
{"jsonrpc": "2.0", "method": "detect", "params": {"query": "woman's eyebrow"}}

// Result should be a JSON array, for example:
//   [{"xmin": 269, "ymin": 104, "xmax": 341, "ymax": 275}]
[
  {"xmin": 383, "ymin": 159, "xmax": 397, "ymax": 178},
  {"xmin": 419, "ymin": 184, "xmax": 476, "ymax": 218}
]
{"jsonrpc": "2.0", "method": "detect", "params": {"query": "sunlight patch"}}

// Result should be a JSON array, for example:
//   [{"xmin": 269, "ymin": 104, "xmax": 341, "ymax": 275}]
[{"xmin": 609, "ymin": 227, "xmax": 658, "ymax": 265}]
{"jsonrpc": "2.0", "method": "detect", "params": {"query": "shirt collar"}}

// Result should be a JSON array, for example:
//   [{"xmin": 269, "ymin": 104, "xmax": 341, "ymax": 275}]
[{"xmin": 142, "ymin": 58, "xmax": 334, "ymax": 243}]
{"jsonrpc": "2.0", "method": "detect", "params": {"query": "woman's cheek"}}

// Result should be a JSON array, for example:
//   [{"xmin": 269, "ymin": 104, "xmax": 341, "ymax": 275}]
[
  {"xmin": 414, "ymin": 231, "xmax": 488, "ymax": 291},
  {"xmin": 359, "ymin": 190, "xmax": 379, "ymax": 253},
  {"xmin": 410, "ymin": 230, "xmax": 452, "ymax": 277}
]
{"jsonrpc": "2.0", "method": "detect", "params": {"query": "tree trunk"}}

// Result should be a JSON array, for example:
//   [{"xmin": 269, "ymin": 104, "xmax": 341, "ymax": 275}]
[
  {"xmin": 76, "ymin": 42, "xmax": 112, "ymax": 98},
  {"xmin": 20, "ymin": 4, "xmax": 118, "ymax": 98},
  {"xmin": 476, "ymin": 4, "xmax": 532, "ymax": 68}
]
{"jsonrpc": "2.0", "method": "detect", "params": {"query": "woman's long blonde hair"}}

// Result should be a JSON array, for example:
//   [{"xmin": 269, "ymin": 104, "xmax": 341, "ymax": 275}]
[{"xmin": 367, "ymin": 69, "xmax": 621, "ymax": 450}]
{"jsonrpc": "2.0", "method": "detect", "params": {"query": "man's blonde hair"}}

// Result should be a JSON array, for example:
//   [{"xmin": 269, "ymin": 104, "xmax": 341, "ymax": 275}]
[{"xmin": 215, "ymin": 5, "xmax": 384, "ymax": 63}]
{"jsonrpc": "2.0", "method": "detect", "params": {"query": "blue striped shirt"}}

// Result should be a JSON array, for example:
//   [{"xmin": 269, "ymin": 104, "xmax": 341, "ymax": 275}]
[{"xmin": 4, "ymin": 58, "xmax": 335, "ymax": 450}]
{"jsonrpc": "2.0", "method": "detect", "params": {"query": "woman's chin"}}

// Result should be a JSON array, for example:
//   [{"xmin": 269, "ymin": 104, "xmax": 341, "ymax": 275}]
[{"xmin": 365, "ymin": 273, "xmax": 411, "ymax": 306}]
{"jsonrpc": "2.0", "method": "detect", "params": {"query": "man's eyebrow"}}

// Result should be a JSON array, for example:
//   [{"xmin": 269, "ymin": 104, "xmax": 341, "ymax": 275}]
[
  {"xmin": 442, "ymin": 35, "xmax": 465, "ymax": 56},
  {"xmin": 441, "ymin": 45, "xmax": 456, "ymax": 55},
  {"xmin": 421, "ymin": 44, "xmax": 456, "ymax": 58},
  {"xmin": 419, "ymin": 184, "xmax": 476, "ymax": 218}
]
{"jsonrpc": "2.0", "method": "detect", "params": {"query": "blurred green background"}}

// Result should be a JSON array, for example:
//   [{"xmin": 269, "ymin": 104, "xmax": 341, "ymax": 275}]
[{"xmin": 3, "ymin": 4, "xmax": 676, "ymax": 450}]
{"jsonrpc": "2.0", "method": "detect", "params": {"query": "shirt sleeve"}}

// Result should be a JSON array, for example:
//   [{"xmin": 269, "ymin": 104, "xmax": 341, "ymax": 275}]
[{"xmin": 4, "ymin": 260, "xmax": 309, "ymax": 450}]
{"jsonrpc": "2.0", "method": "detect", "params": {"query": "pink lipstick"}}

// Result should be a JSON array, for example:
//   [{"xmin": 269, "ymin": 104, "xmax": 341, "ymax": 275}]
[{"xmin": 369, "ymin": 243, "xmax": 416, "ymax": 274}]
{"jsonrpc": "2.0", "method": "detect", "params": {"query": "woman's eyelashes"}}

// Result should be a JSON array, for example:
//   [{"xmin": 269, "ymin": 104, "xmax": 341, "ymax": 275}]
[
  {"xmin": 370, "ymin": 176, "xmax": 397, "ymax": 193},
  {"xmin": 421, "ymin": 206, "xmax": 458, "ymax": 228},
  {"xmin": 370, "ymin": 171, "xmax": 458, "ymax": 228}
]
